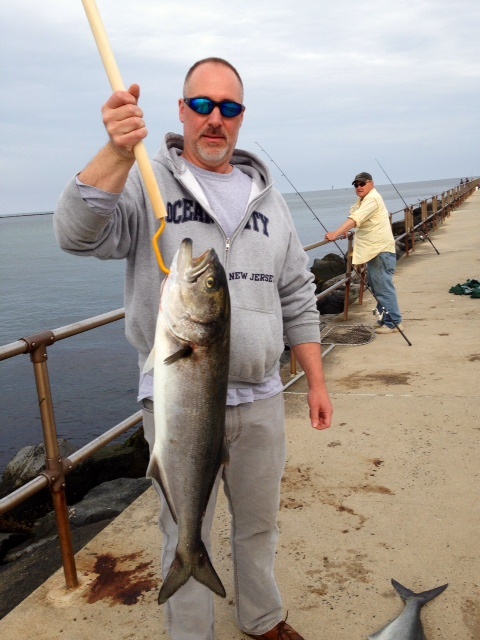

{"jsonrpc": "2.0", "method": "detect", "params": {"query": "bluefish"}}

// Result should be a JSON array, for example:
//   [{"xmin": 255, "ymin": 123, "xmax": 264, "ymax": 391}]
[
  {"xmin": 368, "ymin": 579, "xmax": 448, "ymax": 640},
  {"xmin": 144, "ymin": 238, "xmax": 230, "ymax": 605}
]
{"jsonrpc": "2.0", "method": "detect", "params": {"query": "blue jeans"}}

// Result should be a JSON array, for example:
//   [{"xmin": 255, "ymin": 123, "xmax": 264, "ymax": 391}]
[
  {"xmin": 367, "ymin": 252, "xmax": 402, "ymax": 328},
  {"xmin": 142, "ymin": 393, "xmax": 286, "ymax": 640}
]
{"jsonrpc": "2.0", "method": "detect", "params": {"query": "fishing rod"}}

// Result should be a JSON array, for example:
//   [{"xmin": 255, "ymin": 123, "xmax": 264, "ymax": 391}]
[
  {"xmin": 255, "ymin": 142, "xmax": 412, "ymax": 346},
  {"xmin": 375, "ymin": 159, "xmax": 440, "ymax": 255}
]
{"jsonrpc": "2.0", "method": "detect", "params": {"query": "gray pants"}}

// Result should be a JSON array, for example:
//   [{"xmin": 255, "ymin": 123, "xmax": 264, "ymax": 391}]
[{"xmin": 142, "ymin": 393, "xmax": 286, "ymax": 640}]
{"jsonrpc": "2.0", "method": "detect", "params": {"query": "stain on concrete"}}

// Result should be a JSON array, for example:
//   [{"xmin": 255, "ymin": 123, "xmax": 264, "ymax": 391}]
[
  {"xmin": 351, "ymin": 485, "xmax": 393, "ymax": 495},
  {"xmin": 322, "ymin": 552, "xmax": 372, "ymax": 584},
  {"xmin": 86, "ymin": 552, "xmax": 156, "ymax": 606},
  {"xmin": 281, "ymin": 465, "xmax": 314, "ymax": 510},
  {"xmin": 462, "ymin": 596, "xmax": 480, "ymax": 639},
  {"xmin": 336, "ymin": 370, "xmax": 414, "ymax": 389}
]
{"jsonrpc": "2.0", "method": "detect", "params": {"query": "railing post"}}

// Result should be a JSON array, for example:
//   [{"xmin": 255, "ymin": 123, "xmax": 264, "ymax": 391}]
[
  {"xmin": 21, "ymin": 331, "xmax": 79, "ymax": 590},
  {"xmin": 405, "ymin": 206, "xmax": 414, "ymax": 257},
  {"xmin": 358, "ymin": 263, "xmax": 366, "ymax": 306},
  {"xmin": 343, "ymin": 234, "xmax": 353, "ymax": 321},
  {"xmin": 289, "ymin": 349, "xmax": 297, "ymax": 377},
  {"xmin": 432, "ymin": 196, "xmax": 438, "ymax": 230},
  {"xmin": 421, "ymin": 200, "xmax": 429, "ymax": 241}
]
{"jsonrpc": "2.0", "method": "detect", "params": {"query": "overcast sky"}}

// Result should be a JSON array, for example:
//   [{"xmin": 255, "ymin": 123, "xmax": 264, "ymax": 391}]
[{"xmin": 1, "ymin": 0, "xmax": 478, "ymax": 215}]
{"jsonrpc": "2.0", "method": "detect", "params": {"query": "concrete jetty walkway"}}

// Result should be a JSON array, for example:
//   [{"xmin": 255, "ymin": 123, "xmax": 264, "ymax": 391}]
[{"xmin": 1, "ymin": 192, "xmax": 479, "ymax": 639}]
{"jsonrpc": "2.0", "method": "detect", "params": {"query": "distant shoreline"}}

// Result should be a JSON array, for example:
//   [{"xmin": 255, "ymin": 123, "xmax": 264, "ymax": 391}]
[
  {"xmin": 0, "ymin": 177, "xmax": 470, "ymax": 220},
  {"xmin": 0, "ymin": 212, "xmax": 53, "ymax": 219}
]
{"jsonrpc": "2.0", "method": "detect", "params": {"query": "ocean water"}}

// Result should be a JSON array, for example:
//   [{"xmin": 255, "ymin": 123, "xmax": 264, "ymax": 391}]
[
  {"xmin": 283, "ymin": 177, "xmax": 463, "ymax": 264},
  {"xmin": 0, "ymin": 177, "xmax": 462, "ymax": 474}
]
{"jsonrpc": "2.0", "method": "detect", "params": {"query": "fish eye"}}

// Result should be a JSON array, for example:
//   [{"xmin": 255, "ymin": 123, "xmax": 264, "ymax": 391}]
[{"xmin": 206, "ymin": 276, "xmax": 215, "ymax": 288}]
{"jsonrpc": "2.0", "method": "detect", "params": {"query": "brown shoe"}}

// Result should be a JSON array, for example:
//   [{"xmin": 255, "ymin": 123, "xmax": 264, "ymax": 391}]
[{"xmin": 244, "ymin": 619, "xmax": 305, "ymax": 639}]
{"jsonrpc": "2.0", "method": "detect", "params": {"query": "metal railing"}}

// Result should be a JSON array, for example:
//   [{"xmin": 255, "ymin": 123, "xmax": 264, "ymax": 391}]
[
  {"xmin": 0, "ymin": 310, "xmax": 142, "ymax": 588},
  {"xmin": 0, "ymin": 179, "xmax": 477, "ymax": 592},
  {"xmin": 389, "ymin": 179, "xmax": 480, "ymax": 257},
  {"xmin": 288, "ymin": 178, "xmax": 480, "ymax": 373}
]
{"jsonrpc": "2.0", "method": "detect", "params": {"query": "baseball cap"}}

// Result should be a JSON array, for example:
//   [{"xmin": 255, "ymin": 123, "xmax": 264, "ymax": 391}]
[{"xmin": 352, "ymin": 172, "xmax": 372, "ymax": 185}]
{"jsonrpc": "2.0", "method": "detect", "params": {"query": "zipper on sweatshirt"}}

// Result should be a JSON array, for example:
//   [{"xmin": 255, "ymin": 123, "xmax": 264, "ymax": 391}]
[{"xmin": 226, "ymin": 237, "xmax": 231, "ymax": 252}]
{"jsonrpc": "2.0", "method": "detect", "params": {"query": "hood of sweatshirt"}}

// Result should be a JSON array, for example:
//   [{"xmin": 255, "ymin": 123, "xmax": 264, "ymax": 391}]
[{"xmin": 152, "ymin": 132, "xmax": 274, "ymax": 200}]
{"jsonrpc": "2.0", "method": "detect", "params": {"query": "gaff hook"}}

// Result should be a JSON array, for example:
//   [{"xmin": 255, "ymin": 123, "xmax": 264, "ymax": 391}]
[{"xmin": 153, "ymin": 219, "xmax": 169, "ymax": 274}]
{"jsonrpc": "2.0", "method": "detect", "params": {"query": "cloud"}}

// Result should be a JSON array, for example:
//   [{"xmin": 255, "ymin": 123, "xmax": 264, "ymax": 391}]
[{"xmin": 1, "ymin": 0, "xmax": 479, "ymax": 213}]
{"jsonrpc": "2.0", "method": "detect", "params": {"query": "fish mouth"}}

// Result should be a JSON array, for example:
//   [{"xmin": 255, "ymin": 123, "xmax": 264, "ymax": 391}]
[{"xmin": 178, "ymin": 238, "xmax": 216, "ymax": 283}]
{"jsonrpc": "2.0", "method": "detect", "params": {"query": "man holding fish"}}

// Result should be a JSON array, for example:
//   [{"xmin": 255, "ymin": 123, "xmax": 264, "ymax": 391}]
[{"xmin": 55, "ymin": 57, "xmax": 333, "ymax": 640}]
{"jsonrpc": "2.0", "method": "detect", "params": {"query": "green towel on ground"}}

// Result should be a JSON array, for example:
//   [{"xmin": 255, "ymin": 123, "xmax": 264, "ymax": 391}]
[{"xmin": 449, "ymin": 279, "xmax": 480, "ymax": 297}]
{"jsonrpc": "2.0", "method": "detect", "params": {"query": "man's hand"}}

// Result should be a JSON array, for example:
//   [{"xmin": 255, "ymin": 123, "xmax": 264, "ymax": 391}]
[
  {"xmin": 307, "ymin": 386, "xmax": 333, "ymax": 430},
  {"xmin": 79, "ymin": 84, "xmax": 148, "ymax": 191},
  {"xmin": 325, "ymin": 231, "xmax": 339, "ymax": 242},
  {"xmin": 291, "ymin": 343, "xmax": 333, "ymax": 430},
  {"xmin": 325, "ymin": 219, "xmax": 355, "ymax": 242},
  {"xmin": 102, "ymin": 84, "xmax": 148, "ymax": 159}
]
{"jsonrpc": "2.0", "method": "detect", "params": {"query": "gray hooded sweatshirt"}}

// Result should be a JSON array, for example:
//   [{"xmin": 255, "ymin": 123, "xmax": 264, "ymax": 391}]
[{"xmin": 54, "ymin": 133, "xmax": 320, "ymax": 387}]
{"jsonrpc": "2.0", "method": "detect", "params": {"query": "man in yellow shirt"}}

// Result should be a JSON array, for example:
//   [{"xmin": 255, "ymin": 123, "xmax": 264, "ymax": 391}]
[{"xmin": 325, "ymin": 172, "xmax": 403, "ymax": 334}]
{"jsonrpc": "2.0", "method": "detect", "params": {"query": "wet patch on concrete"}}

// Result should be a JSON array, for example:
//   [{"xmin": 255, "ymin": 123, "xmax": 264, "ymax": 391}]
[
  {"xmin": 322, "ymin": 552, "xmax": 372, "ymax": 585},
  {"xmin": 462, "ymin": 596, "xmax": 480, "ymax": 639},
  {"xmin": 86, "ymin": 552, "xmax": 156, "ymax": 606},
  {"xmin": 281, "ymin": 465, "xmax": 314, "ymax": 510},
  {"xmin": 337, "ymin": 370, "xmax": 415, "ymax": 389},
  {"xmin": 351, "ymin": 485, "xmax": 393, "ymax": 495},
  {"xmin": 281, "ymin": 462, "xmax": 393, "ymax": 534}
]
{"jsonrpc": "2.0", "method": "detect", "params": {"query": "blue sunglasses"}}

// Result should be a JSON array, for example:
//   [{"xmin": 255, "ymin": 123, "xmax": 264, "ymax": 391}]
[{"xmin": 184, "ymin": 97, "xmax": 244, "ymax": 118}]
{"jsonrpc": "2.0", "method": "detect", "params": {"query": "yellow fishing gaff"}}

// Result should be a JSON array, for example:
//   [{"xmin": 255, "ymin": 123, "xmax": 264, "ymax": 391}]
[
  {"xmin": 82, "ymin": 0, "xmax": 170, "ymax": 274},
  {"xmin": 153, "ymin": 219, "xmax": 169, "ymax": 274}
]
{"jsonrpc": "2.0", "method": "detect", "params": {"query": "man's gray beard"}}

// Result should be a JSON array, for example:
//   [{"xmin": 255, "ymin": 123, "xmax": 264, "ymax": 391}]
[{"xmin": 195, "ymin": 140, "xmax": 230, "ymax": 165}]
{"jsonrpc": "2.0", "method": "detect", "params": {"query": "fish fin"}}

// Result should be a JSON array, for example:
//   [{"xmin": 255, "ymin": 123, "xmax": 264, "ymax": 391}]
[
  {"xmin": 158, "ymin": 542, "xmax": 226, "ymax": 605},
  {"xmin": 142, "ymin": 348, "xmax": 155, "ymax": 374},
  {"xmin": 158, "ymin": 553, "xmax": 191, "ymax": 605},
  {"xmin": 146, "ymin": 455, "xmax": 178, "ymax": 524},
  {"xmin": 416, "ymin": 583, "xmax": 448, "ymax": 604},
  {"xmin": 391, "ymin": 579, "xmax": 448, "ymax": 604},
  {"xmin": 391, "ymin": 579, "xmax": 415, "ymax": 601},
  {"xmin": 192, "ymin": 542, "xmax": 226, "ymax": 598},
  {"xmin": 164, "ymin": 345, "xmax": 193, "ymax": 365}
]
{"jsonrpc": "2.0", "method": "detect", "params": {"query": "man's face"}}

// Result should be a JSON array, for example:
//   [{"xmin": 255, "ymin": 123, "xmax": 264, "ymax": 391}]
[
  {"xmin": 354, "ymin": 180, "xmax": 374, "ymax": 199},
  {"xmin": 179, "ymin": 62, "xmax": 244, "ymax": 174}
]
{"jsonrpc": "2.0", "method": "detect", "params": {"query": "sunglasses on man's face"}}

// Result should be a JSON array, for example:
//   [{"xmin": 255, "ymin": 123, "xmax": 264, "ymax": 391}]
[
  {"xmin": 184, "ymin": 97, "xmax": 245, "ymax": 118},
  {"xmin": 353, "ymin": 181, "xmax": 369, "ymax": 188}
]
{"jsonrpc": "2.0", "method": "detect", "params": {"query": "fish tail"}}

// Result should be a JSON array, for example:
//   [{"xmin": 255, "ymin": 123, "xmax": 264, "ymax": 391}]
[
  {"xmin": 158, "ymin": 543, "xmax": 226, "ymax": 605},
  {"xmin": 391, "ymin": 579, "xmax": 448, "ymax": 605},
  {"xmin": 192, "ymin": 541, "xmax": 226, "ymax": 599},
  {"xmin": 158, "ymin": 553, "xmax": 192, "ymax": 605}
]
